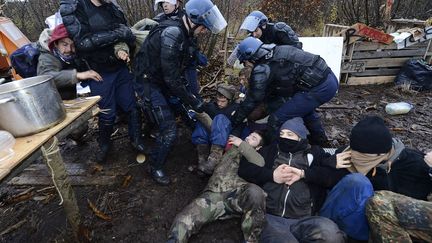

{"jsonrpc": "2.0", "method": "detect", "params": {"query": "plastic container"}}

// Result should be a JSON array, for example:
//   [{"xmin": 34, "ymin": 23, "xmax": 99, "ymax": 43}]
[
  {"xmin": 385, "ymin": 102, "xmax": 413, "ymax": 115},
  {"xmin": 0, "ymin": 130, "xmax": 15, "ymax": 164}
]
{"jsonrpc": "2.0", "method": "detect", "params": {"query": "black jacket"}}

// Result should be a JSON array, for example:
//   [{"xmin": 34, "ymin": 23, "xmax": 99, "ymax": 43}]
[
  {"xmin": 261, "ymin": 22, "xmax": 302, "ymax": 49},
  {"xmin": 238, "ymin": 143, "xmax": 347, "ymax": 216},
  {"xmin": 204, "ymin": 102, "xmax": 239, "ymax": 119},
  {"xmin": 231, "ymin": 45, "xmax": 329, "ymax": 126},
  {"xmin": 60, "ymin": 0, "xmax": 135, "ymax": 71},
  {"xmin": 134, "ymin": 19, "xmax": 200, "ymax": 108}
]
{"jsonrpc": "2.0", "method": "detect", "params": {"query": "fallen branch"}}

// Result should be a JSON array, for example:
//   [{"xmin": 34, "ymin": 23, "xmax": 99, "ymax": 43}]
[
  {"xmin": 199, "ymin": 68, "xmax": 223, "ymax": 93},
  {"xmin": 87, "ymin": 199, "xmax": 112, "ymax": 221},
  {"xmin": 318, "ymin": 105, "xmax": 355, "ymax": 109},
  {"xmin": 0, "ymin": 219, "xmax": 27, "ymax": 236}
]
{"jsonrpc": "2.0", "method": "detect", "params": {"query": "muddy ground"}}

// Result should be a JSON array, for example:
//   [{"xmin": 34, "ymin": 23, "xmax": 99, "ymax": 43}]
[{"xmin": 0, "ymin": 83, "xmax": 431, "ymax": 243}]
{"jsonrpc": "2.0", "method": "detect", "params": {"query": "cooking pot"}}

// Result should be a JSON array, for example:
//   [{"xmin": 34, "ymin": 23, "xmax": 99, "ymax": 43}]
[{"xmin": 0, "ymin": 75, "xmax": 66, "ymax": 137}]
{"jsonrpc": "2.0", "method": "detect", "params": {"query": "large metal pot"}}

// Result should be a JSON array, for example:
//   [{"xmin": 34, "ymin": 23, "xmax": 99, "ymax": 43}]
[{"xmin": 0, "ymin": 75, "xmax": 66, "ymax": 137}]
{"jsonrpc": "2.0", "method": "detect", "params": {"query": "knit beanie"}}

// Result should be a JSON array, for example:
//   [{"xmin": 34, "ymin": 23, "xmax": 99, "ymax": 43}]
[
  {"xmin": 48, "ymin": 24, "xmax": 70, "ymax": 51},
  {"xmin": 350, "ymin": 116, "xmax": 393, "ymax": 154},
  {"xmin": 280, "ymin": 117, "xmax": 309, "ymax": 140},
  {"xmin": 217, "ymin": 84, "xmax": 237, "ymax": 100}
]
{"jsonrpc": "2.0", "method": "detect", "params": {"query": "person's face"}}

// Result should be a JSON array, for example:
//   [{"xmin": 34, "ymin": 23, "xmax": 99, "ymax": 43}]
[
  {"xmin": 280, "ymin": 129, "xmax": 300, "ymax": 141},
  {"xmin": 245, "ymin": 132, "xmax": 263, "ymax": 148},
  {"xmin": 55, "ymin": 38, "xmax": 75, "ymax": 56},
  {"xmin": 252, "ymin": 26, "xmax": 263, "ymax": 38},
  {"xmin": 162, "ymin": 2, "xmax": 176, "ymax": 14},
  {"xmin": 216, "ymin": 95, "xmax": 229, "ymax": 109}
]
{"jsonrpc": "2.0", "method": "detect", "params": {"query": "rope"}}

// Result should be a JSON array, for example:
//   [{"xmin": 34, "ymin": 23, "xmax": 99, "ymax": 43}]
[{"xmin": 41, "ymin": 137, "xmax": 64, "ymax": 205}]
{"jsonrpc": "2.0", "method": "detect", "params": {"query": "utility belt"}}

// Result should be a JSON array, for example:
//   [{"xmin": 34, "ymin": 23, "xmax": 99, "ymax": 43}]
[{"xmin": 296, "ymin": 58, "xmax": 330, "ymax": 91}]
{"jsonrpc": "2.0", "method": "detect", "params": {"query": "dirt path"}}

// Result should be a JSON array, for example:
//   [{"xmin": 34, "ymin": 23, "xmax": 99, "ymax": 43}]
[{"xmin": 0, "ymin": 84, "xmax": 431, "ymax": 242}]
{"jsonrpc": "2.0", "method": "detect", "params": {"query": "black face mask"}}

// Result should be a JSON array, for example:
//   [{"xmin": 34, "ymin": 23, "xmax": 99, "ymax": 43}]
[{"xmin": 278, "ymin": 137, "xmax": 308, "ymax": 153}]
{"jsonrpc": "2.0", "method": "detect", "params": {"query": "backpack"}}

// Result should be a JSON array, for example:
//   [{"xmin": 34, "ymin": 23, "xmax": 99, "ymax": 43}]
[{"xmin": 10, "ymin": 43, "xmax": 40, "ymax": 78}]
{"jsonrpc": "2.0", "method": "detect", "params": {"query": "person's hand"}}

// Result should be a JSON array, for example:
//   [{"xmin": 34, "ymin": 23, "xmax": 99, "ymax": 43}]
[
  {"xmin": 228, "ymin": 135, "xmax": 242, "ymax": 147},
  {"xmin": 114, "ymin": 24, "xmax": 134, "ymax": 41},
  {"xmin": 273, "ymin": 164, "xmax": 291, "ymax": 184},
  {"xmin": 284, "ymin": 167, "xmax": 302, "ymax": 186},
  {"xmin": 77, "ymin": 70, "xmax": 102, "ymax": 82},
  {"xmin": 425, "ymin": 151, "xmax": 432, "ymax": 167},
  {"xmin": 336, "ymin": 151, "xmax": 352, "ymax": 169},
  {"xmin": 117, "ymin": 50, "xmax": 130, "ymax": 62}
]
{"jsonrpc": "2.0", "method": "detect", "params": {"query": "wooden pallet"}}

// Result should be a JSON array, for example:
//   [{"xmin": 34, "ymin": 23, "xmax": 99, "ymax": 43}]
[{"xmin": 341, "ymin": 40, "xmax": 432, "ymax": 85}]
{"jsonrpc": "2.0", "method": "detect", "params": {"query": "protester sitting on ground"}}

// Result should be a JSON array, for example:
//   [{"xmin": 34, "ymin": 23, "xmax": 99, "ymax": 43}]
[
  {"xmin": 168, "ymin": 131, "xmax": 267, "ymax": 243},
  {"xmin": 192, "ymin": 84, "xmax": 238, "ymax": 175},
  {"xmin": 238, "ymin": 118, "xmax": 347, "ymax": 243},
  {"xmin": 302, "ymin": 116, "xmax": 432, "ymax": 241},
  {"xmin": 366, "ymin": 190, "xmax": 432, "ymax": 243},
  {"xmin": 231, "ymin": 37, "xmax": 338, "ymax": 146},
  {"xmin": 37, "ymin": 24, "xmax": 102, "ymax": 100},
  {"xmin": 37, "ymin": 24, "xmax": 102, "ymax": 142}
]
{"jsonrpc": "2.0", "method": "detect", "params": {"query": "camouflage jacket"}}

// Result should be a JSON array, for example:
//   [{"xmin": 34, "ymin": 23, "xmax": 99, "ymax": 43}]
[{"xmin": 205, "ymin": 142, "xmax": 264, "ymax": 193}]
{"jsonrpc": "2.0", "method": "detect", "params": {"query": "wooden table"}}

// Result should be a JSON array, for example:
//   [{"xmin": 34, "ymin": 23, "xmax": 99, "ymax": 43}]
[
  {"xmin": 0, "ymin": 96, "xmax": 100, "ymax": 182},
  {"xmin": 0, "ymin": 96, "xmax": 100, "ymax": 240}
]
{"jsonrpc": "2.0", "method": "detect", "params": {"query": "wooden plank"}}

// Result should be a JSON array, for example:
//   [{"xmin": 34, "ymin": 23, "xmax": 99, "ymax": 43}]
[
  {"xmin": 346, "ymin": 76, "xmax": 395, "ymax": 85},
  {"xmin": 353, "ymin": 41, "xmax": 428, "ymax": 51},
  {"xmin": 352, "ymin": 49, "xmax": 430, "ymax": 59},
  {"xmin": 8, "ymin": 175, "xmax": 119, "ymax": 186},
  {"xmin": 21, "ymin": 163, "xmax": 128, "ymax": 177},
  {"xmin": 0, "ymin": 96, "xmax": 100, "ymax": 180},
  {"xmin": 350, "ymin": 68, "xmax": 400, "ymax": 77},
  {"xmin": 362, "ymin": 57, "xmax": 412, "ymax": 68}
]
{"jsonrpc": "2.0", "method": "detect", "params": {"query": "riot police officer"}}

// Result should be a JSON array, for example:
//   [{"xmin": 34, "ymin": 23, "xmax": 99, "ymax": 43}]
[
  {"xmin": 231, "ymin": 37, "xmax": 339, "ymax": 145},
  {"xmin": 240, "ymin": 10, "xmax": 302, "ymax": 49},
  {"xmin": 60, "ymin": 0, "xmax": 145, "ymax": 163},
  {"xmin": 134, "ymin": 0, "xmax": 227, "ymax": 185}
]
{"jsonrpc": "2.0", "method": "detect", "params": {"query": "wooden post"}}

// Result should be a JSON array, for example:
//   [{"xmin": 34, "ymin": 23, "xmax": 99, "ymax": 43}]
[{"xmin": 41, "ymin": 137, "xmax": 81, "ymax": 241}]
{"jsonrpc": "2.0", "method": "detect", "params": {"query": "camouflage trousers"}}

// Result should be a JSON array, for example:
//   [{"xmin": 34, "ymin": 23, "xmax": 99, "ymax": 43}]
[
  {"xmin": 366, "ymin": 190, "xmax": 432, "ymax": 243},
  {"xmin": 167, "ymin": 183, "xmax": 266, "ymax": 243}
]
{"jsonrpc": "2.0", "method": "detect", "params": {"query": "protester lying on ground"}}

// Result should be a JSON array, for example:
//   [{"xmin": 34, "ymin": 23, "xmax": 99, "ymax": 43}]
[
  {"xmin": 133, "ymin": 0, "xmax": 227, "ymax": 185},
  {"xmin": 238, "ymin": 117, "xmax": 346, "ymax": 243},
  {"xmin": 366, "ymin": 190, "xmax": 432, "ymax": 243},
  {"xmin": 60, "ymin": 0, "xmax": 145, "ymax": 163},
  {"xmin": 168, "ymin": 131, "xmax": 267, "ymax": 243},
  {"xmin": 192, "ymin": 84, "xmax": 238, "ymax": 175},
  {"xmin": 310, "ymin": 116, "xmax": 432, "ymax": 241},
  {"xmin": 231, "ymin": 37, "xmax": 338, "ymax": 146},
  {"xmin": 37, "ymin": 24, "xmax": 102, "ymax": 142}
]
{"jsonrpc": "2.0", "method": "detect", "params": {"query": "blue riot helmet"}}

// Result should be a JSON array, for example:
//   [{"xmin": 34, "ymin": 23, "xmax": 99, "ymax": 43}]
[
  {"xmin": 237, "ymin": 37, "xmax": 274, "ymax": 63},
  {"xmin": 240, "ymin": 11, "xmax": 268, "ymax": 33},
  {"xmin": 185, "ymin": 0, "xmax": 227, "ymax": 34}
]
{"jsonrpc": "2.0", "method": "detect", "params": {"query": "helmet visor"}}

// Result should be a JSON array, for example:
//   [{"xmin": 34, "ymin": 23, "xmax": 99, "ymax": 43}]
[
  {"xmin": 239, "ymin": 15, "xmax": 260, "ymax": 32},
  {"xmin": 227, "ymin": 45, "xmax": 239, "ymax": 66},
  {"xmin": 202, "ymin": 5, "xmax": 227, "ymax": 34}
]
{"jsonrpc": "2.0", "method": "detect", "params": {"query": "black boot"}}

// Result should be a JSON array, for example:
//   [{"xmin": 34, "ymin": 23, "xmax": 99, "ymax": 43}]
[
  {"xmin": 128, "ymin": 108, "xmax": 146, "ymax": 153},
  {"xmin": 96, "ymin": 120, "xmax": 113, "ymax": 163},
  {"xmin": 148, "ymin": 166, "xmax": 170, "ymax": 185}
]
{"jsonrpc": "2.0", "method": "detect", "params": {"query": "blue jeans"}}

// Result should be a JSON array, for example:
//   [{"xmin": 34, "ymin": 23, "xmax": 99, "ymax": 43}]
[
  {"xmin": 261, "ymin": 214, "xmax": 346, "ymax": 243},
  {"xmin": 191, "ymin": 114, "xmax": 231, "ymax": 146},
  {"xmin": 88, "ymin": 66, "xmax": 136, "ymax": 123},
  {"xmin": 319, "ymin": 173, "xmax": 374, "ymax": 241},
  {"xmin": 270, "ymin": 71, "xmax": 339, "ymax": 136}
]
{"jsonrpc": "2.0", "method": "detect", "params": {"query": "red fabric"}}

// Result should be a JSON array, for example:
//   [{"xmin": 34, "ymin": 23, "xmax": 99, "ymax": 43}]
[{"xmin": 48, "ymin": 24, "xmax": 70, "ymax": 51}]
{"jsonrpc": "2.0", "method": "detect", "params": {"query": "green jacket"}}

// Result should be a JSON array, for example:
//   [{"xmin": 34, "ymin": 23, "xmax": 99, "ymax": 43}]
[{"xmin": 205, "ymin": 142, "xmax": 264, "ymax": 192}]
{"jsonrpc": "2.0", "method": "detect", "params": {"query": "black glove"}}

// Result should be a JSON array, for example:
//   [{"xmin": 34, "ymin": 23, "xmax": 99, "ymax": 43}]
[
  {"xmin": 114, "ymin": 24, "xmax": 135, "ymax": 42},
  {"xmin": 191, "ymin": 98, "xmax": 204, "ymax": 113}
]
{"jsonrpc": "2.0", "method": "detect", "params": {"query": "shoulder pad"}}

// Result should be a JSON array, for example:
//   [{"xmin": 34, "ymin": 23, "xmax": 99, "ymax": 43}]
[
  {"xmin": 60, "ymin": 0, "xmax": 78, "ymax": 16},
  {"xmin": 274, "ymin": 22, "xmax": 289, "ymax": 30},
  {"xmin": 161, "ymin": 26, "xmax": 183, "ymax": 49},
  {"xmin": 252, "ymin": 64, "xmax": 270, "ymax": 81}
]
